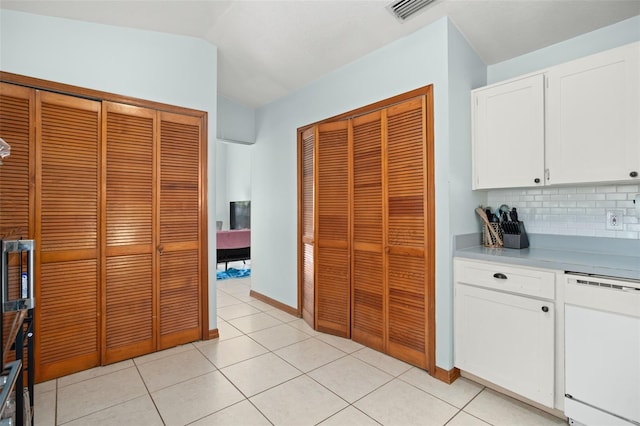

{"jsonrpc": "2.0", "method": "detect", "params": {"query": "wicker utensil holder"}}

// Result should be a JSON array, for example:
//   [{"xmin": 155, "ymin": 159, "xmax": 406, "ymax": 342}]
[{"xmin": 483, "ymin": 222, "xmax": 504, "ymax": 248}]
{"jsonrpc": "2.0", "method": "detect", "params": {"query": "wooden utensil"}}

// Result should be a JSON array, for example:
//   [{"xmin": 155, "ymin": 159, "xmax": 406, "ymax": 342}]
[{"xmin": 476, "ymin": 207, "xmax": 503, "ymax": 247}]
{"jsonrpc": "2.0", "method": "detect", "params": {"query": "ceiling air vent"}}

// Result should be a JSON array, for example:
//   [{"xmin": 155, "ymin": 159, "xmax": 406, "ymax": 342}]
[{"xmin": 388, "ymin": 0, "xmax": 436, "ymax": 22}]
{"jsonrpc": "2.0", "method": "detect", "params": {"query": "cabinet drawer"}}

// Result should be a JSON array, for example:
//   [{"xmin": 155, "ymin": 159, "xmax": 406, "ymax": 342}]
[{"xmin": 455, "ymin": 258, "xmax": 555, "ymax": 299}]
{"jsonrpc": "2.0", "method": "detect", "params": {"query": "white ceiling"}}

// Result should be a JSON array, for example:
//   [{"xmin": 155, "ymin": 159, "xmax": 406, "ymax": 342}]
[{"xmin": 2, "ymin": 0, "xmax": 639, "ymax": 108}]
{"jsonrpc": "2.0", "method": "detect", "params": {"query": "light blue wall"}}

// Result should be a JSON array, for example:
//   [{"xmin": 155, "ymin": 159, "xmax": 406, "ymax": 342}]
[
  {"xmin": 253, "ymin": 17, "xmax": 448, "ymax": 307},
  {"xmin": 0, "ymin": 9, "xmax": 220, "ymax": 329},
  {"xmin": 442, "ymin": 22, "xmax": 487, "ymax": 368},
  {"xmin": 488, "ymin": 15, "xmax": 640, "ymax": 83},
  {"xmin": 217, "ymin": 95, "xmax": 256, "ymax": 144},
  {"xmin": 226, "ymin": 143, "xmax": 252, "ymax": 203},
  {"xmin": 216, "ymin": 95, "xmax": 255, "ymax": 229},
  {"xmin": 215, "ymin": 141, "xmax": 253, "ymax": 230},
  {"xmin": 216, "ymin": 142, "xmax": 229, "ymax": 228},
  {"xmin": 253, "ymin": 17, "xmax": 485, "ymax": 370}
]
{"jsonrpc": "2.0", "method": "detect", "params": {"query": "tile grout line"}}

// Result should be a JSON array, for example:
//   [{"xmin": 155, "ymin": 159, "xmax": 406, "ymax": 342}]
[
  {"xmin": 46, "ymin": 269, "xmax": 505, "ymax": 426},
  {"xmin": 132, "ymin": 360, "xmax": 167, "ymax": 426}
]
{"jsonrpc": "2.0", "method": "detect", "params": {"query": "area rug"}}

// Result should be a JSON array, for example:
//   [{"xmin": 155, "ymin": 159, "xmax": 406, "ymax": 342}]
[{"xmin": 216, "ymin": 268, "xmax": 251, "ymax": 280}]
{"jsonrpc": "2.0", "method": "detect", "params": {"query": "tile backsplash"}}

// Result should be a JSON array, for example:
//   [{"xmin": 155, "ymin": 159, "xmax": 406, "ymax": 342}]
[{"xmin": 487, "ymin": 184, "xmax": 640, "ymax": 239}]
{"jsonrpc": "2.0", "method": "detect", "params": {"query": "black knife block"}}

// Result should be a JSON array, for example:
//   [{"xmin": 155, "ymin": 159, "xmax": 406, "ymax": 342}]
[{"xmin": 503, "ymin": 221, "xmax": 529, "ymax": 249}]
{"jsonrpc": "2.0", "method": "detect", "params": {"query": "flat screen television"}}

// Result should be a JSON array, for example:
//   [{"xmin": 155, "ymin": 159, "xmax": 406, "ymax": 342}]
[{"xmin": 230, "ymin": 201, "xmax": 251, "ymax": 229}]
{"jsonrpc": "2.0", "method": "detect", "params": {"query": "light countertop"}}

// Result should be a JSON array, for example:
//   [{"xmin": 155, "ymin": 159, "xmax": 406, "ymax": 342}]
[{"xmin": 454, "ymin": 233, "xmax": 640, "ymax": 281}]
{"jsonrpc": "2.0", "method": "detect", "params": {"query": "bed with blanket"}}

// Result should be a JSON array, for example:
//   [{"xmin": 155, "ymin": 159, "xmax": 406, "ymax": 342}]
[{"xmin": 216, "ymin": 229, "xmax": 250, "ymax": 270}]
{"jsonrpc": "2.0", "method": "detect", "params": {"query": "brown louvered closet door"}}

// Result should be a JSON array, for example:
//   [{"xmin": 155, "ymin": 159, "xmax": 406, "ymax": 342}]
[
  {"xmin": 2, "ymin": 74, "xmax": 209, "ymax": 382},
  {"xmin": 316, "ymin": 120, "xmax": 350, "ymax": 337},
  {"xmin": 385, "ymin": 97, "xmax": 430, "ymax": 369},
  {"xmin": 157, "ymin": 112, "xmax": 203, "ymax": 349},
  {"xmin": 36, "ymin": 91, "xmax": 101, "ymax": 381},
  {"xmin": 102, "ymin": 102, "xmax": 156, "ymax": 364},
  {"xmin": 299, "ymin": 88, "xmax": 434, "ymax": 373},
  {"xmin": 301, "ymin": 127, "xmax": 315, "ymax": 328},
  {"xmin": 351, "ymin": 111, "xmax": 385, "ymax": 351}
]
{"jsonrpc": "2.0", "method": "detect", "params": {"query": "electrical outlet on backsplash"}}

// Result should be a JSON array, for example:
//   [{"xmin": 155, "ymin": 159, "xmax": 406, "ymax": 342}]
[{"xmin": 486, "ymin": 184, "xmax": 640, "ymax": 239}]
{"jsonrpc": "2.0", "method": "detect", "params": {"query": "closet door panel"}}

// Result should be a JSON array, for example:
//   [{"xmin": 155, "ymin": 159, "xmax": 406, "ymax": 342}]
[
  {"xmin": 0, "ymin": 83, "xmax": 33, "ymax": 237},
  {"xmin": 39, "ymin": 260, "xmax": 98, "ymax": 379},
  {"xmin": 351, "ymin": 111, "xmax": 384, "ymax": 350},
  {"xmin": 159, "ymin": 249, "xmax": 200, "ymax": 346},
  {"xmin": 302, "ymin": 242, "xmax": 315, "ymax": 326},
  {"xmin": 316, "ymin": 121, "xmax": 350, "ymax": 337},
  {"xmin": 316, "ymin": 244, "xmax": 349, "ymax": 335},
  {"xmin": 36, "ymin": 91, "xmax": 101, "ymax": 381},
  {"xmin": 0, "ymin": 83, "xmax": 34, "ymax": 370},
  {"xmin": 301, "ymin": 127, "xmax": 315, "ymax": 327},
  {"xmin": 39, "ymin": 96, "xmax": 100, "ymax": 253},
  {"xmin": 103, "ymin": 102, "xmax": 155, "ymax": 363},
  {"xmin": 385, "ymin": 98, "xmax": 429, "ymax": 368},
  {"xmin": 157, "ymin": 112, "xmax": 203, "ymax": 349},
  {"xmin": 352, "ymin": 251, "xmax": 384, "ymax": 349},
  {"xmin": 387, "ymin": 254, "xmax": 426, "ymax": 366},
  {"xmin": 105, "ymin": 254, "xmax": 153, "ymax": 362}
]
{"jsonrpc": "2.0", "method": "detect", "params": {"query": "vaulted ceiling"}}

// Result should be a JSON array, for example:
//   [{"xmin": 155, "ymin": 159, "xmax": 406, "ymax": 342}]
[{"xmin": 2, "ymin": 0, "xmax": 639, "ymax": 107}]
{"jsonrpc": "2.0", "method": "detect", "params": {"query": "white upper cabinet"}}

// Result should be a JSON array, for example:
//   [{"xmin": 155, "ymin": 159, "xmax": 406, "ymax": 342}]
[
  {"xmin": 472, "ymin": 42, "xmax": 640, "ymax": 189},
  {"xmin": 546, "ymin": 43, "xmax": 640, "ymax": 185},
  {"xmin": 472, "ymin": 74, "xmax": 545, "ymax": 189}
]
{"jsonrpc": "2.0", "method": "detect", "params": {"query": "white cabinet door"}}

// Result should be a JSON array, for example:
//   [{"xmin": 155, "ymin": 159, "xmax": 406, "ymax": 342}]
[
  {"xmin": 546, "ymin": 43, "xmax": 640, "ymax": 185},
  {"xmin": 472, "ymin": 74, "xmax": 545, "ymax": 189},
  {"xmin": 455, "ymin": 283, "xmax": 555, "ymax": 407}
]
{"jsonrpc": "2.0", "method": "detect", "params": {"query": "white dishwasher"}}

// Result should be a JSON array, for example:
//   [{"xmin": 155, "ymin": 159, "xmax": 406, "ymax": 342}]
[{"xmin": 564, "ymin": 273, "xmax": 640, "ymax": 426}]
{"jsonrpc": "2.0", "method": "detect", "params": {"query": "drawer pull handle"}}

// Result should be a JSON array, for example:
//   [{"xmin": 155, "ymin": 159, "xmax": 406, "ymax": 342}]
[
  {"xmin": 493, "ymin": 273, "xmax": 507, "ymax": 279},
  {"xmin": 541, "ymin": 306, "xmax": 549, "ymax": 313}
]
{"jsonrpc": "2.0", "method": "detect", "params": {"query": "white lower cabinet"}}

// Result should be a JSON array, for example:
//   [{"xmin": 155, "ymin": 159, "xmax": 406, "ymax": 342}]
[{"xmin": 454, "ymin": 258, "xmax": 558, "ymax": 408}]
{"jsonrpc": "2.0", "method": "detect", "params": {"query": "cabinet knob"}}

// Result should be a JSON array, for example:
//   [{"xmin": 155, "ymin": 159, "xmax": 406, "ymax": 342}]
[
  {"xmin": 541, "ymin": 306, "xmax": 549, "ymax": 313},
  {"xmin": 534, "ymin": 178, "xmax": 540, "ymax": 184},
  {"xmin": 493, "ymin": 273, "xmax": 507, "ymax": 280},
  {"xmin": 631, "ymin": 171, "xmax": 638, "ymax": 178}
]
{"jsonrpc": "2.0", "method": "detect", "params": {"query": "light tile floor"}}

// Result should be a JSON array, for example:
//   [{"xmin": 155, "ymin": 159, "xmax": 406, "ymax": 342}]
[{"xmin": 34, "ymin": 263, "xmax": 567, "ymax": 425}]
